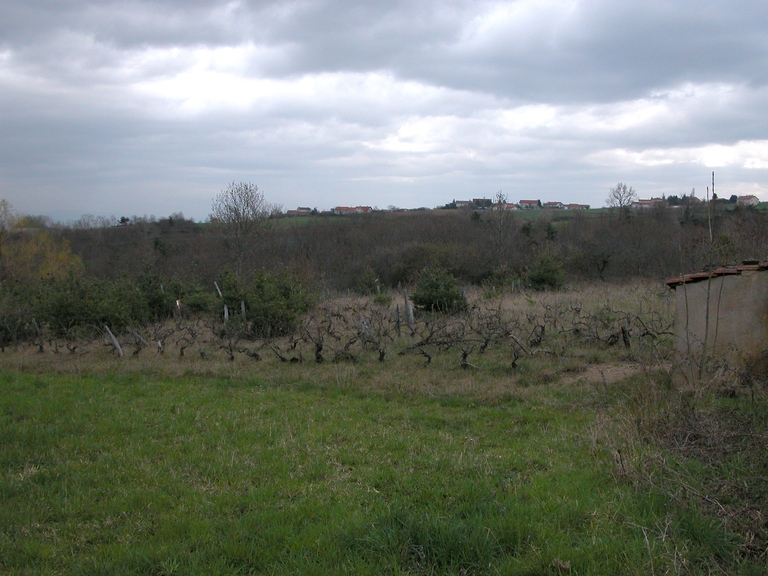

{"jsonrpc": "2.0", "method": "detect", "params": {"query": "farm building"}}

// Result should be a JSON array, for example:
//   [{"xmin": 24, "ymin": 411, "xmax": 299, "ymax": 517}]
[
  {"xmin": 632, "ymin": 198, "xmax": 665, "ymax": 209},
  {"xmin": 666, "ymin": 261, "xmax": 768, "ymax": 365},
  {"xmin": 493, "ymin": 202, "xmax": 518, "ymax": 211},
  {"xmin": 737, "ymin": 195, "xmax": 760, "ymax": 207}
]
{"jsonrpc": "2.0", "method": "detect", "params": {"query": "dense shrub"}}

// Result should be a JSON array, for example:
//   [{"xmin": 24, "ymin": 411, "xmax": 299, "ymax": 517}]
[
  {"xmin": 355, "ymin": 266, "xmax": 381, "ymax": 296},
  {"xmin": 41, "ymin": 277, "xmax": 97, "ymax": 335},
  {"xmin": 41, "ymin": 277, "xmax": 155, "ymax": 335},
  {"xmin": 136, "ymin": 270, "xmax": 179, "ymax": 320},
  {"xmin": 215, "ymin": 269, "xmax": 314, "ymax": 335},
  {"xmin": 0, "ymin": 266, "xmax": 314, "ymax": 340},
  {"xmin": 217, "ymin": 270, "xmax": 248, "ymax": 311},
  {"xmin": 182, "ymin": 287, "xmax": 219, "ymax": 313},
  {"xmin": 374, "ymin": 243, "xmax": 454, "ymax": 287},
  {"xmin": 412, "ymin": 267, "xmax": 467, "ymax": 313},
  {"xmin": 0, "ymin": 282, "xmax": 36, "ymax": 346},
  {"xmin": 22, "ymin": 272, "xmax": 185, "ymax": 337},
  {"xmin": 482, "ymin": 265, "xmax": 522, "ymax": 297},
  {"xmin": 93, "ymin": 277, "xmax": 152, "ymax": 328},
  {"xmin": 247, "ymin": 270, "xmax": 314, "ymax": 337},
  {"xmin": 526, "ymin": 252, "xmax": 565, "ymax": 291},
  {"xmin": 372, "ymin": 242, "xmax": 489, "ymax": 287}
]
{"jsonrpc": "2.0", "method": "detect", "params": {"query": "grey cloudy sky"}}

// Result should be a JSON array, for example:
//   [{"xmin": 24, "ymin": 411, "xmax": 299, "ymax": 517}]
[{"xmin": 2, "ymin": 0, "xmax": 767, "ymax": 221}]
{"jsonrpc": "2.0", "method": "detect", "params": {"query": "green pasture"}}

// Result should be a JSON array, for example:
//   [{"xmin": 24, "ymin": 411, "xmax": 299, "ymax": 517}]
[{"xmin": 1, "ymin": 363, "xmax": 763, "ymax": 575}]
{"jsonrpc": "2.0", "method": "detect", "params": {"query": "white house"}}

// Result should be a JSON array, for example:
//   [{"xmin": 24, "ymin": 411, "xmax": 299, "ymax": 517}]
[{"xmin": 737, "ymin": 195, "xmax": 760, "ymax": 207}]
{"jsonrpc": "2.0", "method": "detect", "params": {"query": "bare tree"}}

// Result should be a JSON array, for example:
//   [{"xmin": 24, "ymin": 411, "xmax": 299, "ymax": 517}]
[
  {"xmin": 210, "ymin": 182, "xmax": 271, "ymax": 274},
  {"xmin": 0, "ymin": 199, "xmax": 13, "ymax": 231},
  {"xmin": 606, "ymin": 183, "xmax": 637, "ymax": 209},
  {"xmin": 488, "ymin": 190, "xmax": 519, "ymax": 265},
  {"xmin": 0, "ymin": 199, "xmax": 12, "ymax": 276}
]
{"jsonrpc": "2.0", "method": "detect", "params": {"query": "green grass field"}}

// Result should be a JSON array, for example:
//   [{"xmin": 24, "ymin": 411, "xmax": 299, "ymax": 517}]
[{"xmin": 2, "ymin": 353, "xmax": 765, "ymax": 575}]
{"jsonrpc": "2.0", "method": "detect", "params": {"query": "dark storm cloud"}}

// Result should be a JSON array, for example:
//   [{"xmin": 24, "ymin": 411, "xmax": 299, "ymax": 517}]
[
  {"xmin": 7, "ymin": 0, "xmax": 767, "ymax": 99},
  {"xmin": 243, "ymin": 0, "xmax": 768, "ymax": 102}
]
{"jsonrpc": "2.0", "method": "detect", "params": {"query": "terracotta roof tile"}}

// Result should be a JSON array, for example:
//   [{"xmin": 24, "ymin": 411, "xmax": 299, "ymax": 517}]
[{"xmin": 666, "ymin": 261, "xmax": 768, "ymax": 288}]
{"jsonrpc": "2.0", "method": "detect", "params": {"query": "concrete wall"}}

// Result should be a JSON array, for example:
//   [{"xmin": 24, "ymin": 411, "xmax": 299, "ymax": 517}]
[{"xmin": 673, "ymin": 270, "xmax": 768, "ymax": 364}]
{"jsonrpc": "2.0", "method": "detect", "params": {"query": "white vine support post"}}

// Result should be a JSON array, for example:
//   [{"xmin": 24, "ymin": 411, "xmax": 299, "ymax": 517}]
[
  {"xmin": 129, "ymin": 327, "xmax": 150, "ymax": 348},
  {"xmin": 241, "ymin": 301, "xmax": 247, "ymax": 321},
  {"xmin": 214, "ymin": 281, "xmax": 228, "ymax": 322},
  {"xmin": 403, "ymin": 289, "xmax": 414, "ymax": 330},
  {"xmin": 360, "ymin": 315, "xmax": 370, "ymax": 349},
  {"xmin": 104, "ymin": 326, "xmax": 124, "ymax": 358}
]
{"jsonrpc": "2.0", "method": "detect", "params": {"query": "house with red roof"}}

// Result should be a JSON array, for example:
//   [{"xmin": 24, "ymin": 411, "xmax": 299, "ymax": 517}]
[{"xmin": 737, "ymin": 195, "xmax": 760, "ymax": 207}]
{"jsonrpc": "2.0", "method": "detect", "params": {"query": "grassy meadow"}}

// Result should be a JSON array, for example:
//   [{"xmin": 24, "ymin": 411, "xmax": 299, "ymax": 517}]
[{"xmin": 1, "ymin": 283, "xmax": 766, "ymax": 575}]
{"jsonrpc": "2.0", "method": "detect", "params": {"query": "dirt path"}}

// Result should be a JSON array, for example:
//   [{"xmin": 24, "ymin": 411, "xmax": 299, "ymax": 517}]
[{"xmin": 561, "ymin": 362, "xmax": 645, "ymax": 386}]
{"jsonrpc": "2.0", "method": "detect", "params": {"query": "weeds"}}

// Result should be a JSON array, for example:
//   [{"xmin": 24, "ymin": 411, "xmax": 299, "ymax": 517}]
[{"xmin": 593, "ymin": 365, "xmax": 768, "ymax": 571}]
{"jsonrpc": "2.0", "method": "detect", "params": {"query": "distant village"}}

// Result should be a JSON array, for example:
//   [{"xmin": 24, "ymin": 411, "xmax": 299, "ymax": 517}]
[{"xmin": 285, "ymin": 193, "xmax": 762, "ymax": 217}]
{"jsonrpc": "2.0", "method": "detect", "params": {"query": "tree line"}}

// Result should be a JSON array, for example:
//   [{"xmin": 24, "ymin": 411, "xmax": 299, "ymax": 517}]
[{"xmin": 0, "ymin": 183, "xmax": 766, "ymax": 345}]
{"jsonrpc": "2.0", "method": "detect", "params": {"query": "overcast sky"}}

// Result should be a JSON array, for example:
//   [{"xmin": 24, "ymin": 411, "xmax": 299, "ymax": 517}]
[{"xmin": 2, "ymin": 0, "xmax": 767, "ymax": 221}]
